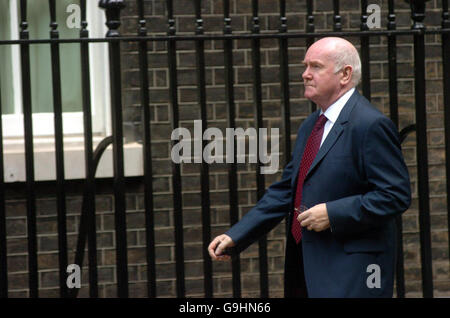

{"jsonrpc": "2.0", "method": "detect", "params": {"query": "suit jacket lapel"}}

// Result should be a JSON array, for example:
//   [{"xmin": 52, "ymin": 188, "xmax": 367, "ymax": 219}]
[
  {"xmin": 305, "ymin": 90, "xmax": 360, "ymax": 179},
  {"xmin": 305, "ymin": 121, "xmax": 344, "ymax": 178}
]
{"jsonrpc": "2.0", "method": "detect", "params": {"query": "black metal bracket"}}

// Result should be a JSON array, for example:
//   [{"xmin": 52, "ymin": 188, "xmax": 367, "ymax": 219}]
[
  {"xmin": 69, "ymin": 136, "xmax": 113, "ymax": 298},
  {"xmin": 399, "ymin": 124, "xmax": 417, "ymax": 144}
]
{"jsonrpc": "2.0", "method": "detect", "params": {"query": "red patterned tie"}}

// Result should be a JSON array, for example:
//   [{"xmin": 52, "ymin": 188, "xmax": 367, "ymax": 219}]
[{"xmin": 291, "ymin": 114, "xmax": 328, "ymax": 244}]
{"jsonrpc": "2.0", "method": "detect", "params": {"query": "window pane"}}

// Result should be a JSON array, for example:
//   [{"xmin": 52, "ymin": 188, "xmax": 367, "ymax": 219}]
[
  {"xmin": 28, "ymin": 0, "xmax": 82, "ymax": 113},
  {"xmin": 0, "ymin": 0, "xmax": 16, "ymax": 115}
]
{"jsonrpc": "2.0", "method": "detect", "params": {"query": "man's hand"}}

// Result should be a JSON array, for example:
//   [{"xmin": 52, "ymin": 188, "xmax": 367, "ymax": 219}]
[
  {"xmin": 297, "ymin": 203, "xmax": 330, "ymax": 232},
  {"xmin": 208, "ymin": 234, "xmax": 235, "ymax": 261}
]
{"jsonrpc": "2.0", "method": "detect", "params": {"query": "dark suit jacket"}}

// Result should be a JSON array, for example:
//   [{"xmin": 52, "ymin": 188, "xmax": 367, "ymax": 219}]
[{"xmin": 226, "ymin": 90, "xmax": 411, "ymax": 297}]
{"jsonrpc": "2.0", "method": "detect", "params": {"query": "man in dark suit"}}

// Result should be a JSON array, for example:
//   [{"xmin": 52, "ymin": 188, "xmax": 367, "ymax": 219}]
[{"xmin": 208, "ymin": 37, "xmax": 411, "ymax": 297}]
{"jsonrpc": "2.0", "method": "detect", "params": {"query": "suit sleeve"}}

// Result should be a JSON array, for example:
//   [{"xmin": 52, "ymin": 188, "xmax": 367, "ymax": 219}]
[
  {"xmin": 326, "ymin": 116, "xmax": 411, "ymax": 237},
  {"xmin": 225, "ymin": 158, "xmax": 294, "ymax": 252}
]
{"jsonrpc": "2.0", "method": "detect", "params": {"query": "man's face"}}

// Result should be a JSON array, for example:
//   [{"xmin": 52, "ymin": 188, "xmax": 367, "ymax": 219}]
[{"xmin": 301, "ymin": 45, "xmax": 342, "ymax": 109}]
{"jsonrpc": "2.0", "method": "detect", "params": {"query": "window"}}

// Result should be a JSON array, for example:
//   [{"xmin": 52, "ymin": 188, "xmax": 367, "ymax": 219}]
[
  {"xmin": 0, "ymin": 0, "xmax": 129, "ymax": 182},
  {"xmin": 0, "ymin": 0, "xmax": 110, "ymax": 137}
]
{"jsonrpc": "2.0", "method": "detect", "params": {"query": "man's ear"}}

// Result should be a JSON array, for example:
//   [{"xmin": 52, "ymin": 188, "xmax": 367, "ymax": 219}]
[{"xmin": 340, "ymin": 65, "xmax": 353, "ymax": 85}]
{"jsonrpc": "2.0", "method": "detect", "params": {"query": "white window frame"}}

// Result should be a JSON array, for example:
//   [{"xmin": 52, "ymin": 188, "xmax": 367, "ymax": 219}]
[{"xmin": 1, "ymin": 0, "xmax": 111, "ymax": 137}]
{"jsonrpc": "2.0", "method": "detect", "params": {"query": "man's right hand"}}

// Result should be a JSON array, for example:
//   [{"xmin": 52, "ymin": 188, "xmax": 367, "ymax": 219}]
[{"xmin": 208, "ymin": 234, "xmax": 235, "ymax": 261}]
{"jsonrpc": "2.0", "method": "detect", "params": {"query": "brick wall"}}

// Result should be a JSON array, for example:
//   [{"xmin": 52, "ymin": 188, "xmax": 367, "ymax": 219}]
[{"xmin": 4, "ymin": 0, "xmax": 449, "ymax": 297}]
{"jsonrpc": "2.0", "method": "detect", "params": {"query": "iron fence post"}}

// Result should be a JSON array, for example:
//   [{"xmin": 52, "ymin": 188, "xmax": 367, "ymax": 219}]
[
  {"xmin": 99, "ymin": 0, "xmax": 129, "ymax": 298},
  {"xmin": 441, "ymin": 0, "xmax": 450, "ymax": 279},
  {"xmin": 407, "ymin": 0, "xmax": 434, "ymax": 298}
]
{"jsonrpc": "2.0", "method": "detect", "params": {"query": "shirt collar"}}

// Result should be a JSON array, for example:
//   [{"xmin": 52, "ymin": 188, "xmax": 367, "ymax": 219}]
[{"xmin": 320, "ymin": 87, "xmax": 355, "ymax": 124}]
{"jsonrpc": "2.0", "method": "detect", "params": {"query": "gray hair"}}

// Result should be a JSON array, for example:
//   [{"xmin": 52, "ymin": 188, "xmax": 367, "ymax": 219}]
[{"xmin": 331, "ymin": 43, "xmax": 362, "ymax": 86}]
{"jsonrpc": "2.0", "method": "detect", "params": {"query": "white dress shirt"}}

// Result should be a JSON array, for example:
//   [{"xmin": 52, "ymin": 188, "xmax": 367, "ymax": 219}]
[{"xmin": 319, "ymin": 87, "xmax": 355, "ymax": 147}]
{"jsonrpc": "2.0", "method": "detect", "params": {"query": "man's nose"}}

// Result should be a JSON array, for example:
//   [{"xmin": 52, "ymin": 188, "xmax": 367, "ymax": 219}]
[{"xmin": 302, "ymin": 68, "xmax": 311, "ymax": 81}]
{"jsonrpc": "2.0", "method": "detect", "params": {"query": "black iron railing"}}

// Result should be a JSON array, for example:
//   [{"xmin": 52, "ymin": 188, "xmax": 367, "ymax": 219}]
[{"xmin": 0, "ymin": 0, "xmax": 449, "ymax": 299}]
